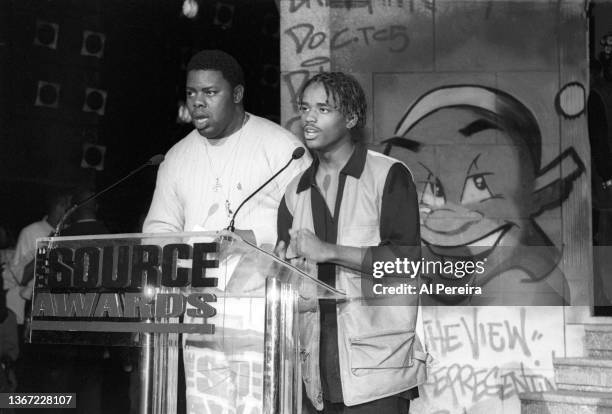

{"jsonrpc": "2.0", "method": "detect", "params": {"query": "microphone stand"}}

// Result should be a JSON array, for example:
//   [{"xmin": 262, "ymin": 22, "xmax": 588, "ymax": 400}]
[
  {"xmin": 52, "ymin": 156, "xmax": 163, "ymax": 237},
  {"xmin": 227, "ymin": 150, "xmax": 304, "ymax": 232},
  {"xmin": 41, "ymin": 153, "xmax": 164, "ymax": 305}
]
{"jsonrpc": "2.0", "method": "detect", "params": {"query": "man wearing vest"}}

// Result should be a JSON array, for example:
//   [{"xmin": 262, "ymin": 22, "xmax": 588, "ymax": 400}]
[{"xmin": 276, "ymin": 72, "xmax": 427, "ymax": 413}]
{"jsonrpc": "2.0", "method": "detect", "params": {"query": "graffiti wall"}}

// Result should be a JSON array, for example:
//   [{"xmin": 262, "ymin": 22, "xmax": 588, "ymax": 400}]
[
  {"xmin": 414, "ymin": 306, "xmax": 563, "ymax": 413},
  {"xmin": 280, "ymin": 0, "xmax": 590, "ymax": 413}
]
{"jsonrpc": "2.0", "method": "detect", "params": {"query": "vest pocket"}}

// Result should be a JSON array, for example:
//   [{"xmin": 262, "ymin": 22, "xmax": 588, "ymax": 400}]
[{"xmin": 349, "ymin": 329, "xmax": 415, "ymax": 376}]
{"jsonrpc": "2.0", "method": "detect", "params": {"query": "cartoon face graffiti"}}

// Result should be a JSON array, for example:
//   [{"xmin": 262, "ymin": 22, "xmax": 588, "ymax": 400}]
[
  {"xmin": 407, "ymin": 108, "xmax": 534, "ymax": 250},
  {"xmin": 384, "ymin": 86, "xmax": 584, "ymax": 305}
]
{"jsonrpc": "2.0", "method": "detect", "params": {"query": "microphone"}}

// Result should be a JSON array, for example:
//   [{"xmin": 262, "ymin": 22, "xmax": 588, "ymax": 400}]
[
  {"xmin": 291, "ymin": 147, "xmax": 306, "ymax": 160},
  {"xmin": 227, "ymin": 147, "xmax": 306, "ymax": 232},
  {"xmin": 147, "ymin": 154, "xmax": 165, "ymax": 166},
  {"xmin": 52, "ymin": 154, "xmax": 165, "ymax": 237}
]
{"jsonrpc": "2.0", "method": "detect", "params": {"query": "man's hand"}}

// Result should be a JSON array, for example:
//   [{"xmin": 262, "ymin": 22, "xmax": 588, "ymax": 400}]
[
  {"xmin": 274, "ymin": 240, "xmax": 288, "ymax": 260},
  {"xmin": 215, "ymin": 229, "xmax": 256, "ymax": 261},
  {"xmin": 288, "ymin": 229, "xmax": 331, "ymax": 263},
  {"xmin": 233, "ymin": 229, "xmax": 256, "ymax": 245},
  {"xmin": 215, "ymin": 229, "xmax": 256, "ymax": 244},
  {"xmin": 274, "ymin": 239, "xmax": 318, "ymax": 312}
]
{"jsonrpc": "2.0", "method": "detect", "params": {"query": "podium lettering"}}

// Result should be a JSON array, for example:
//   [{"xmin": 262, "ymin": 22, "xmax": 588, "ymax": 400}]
[
  {"xmin": 186, "ymin": 293, "xmax": 217, "ymax": 318},
  {"xmin": 32, "ymin": 292, "xmax": 56, "ymax": 316},
  {"xmin": 191, "ymin": 243, "xmax": 218, "ymax": 287},
  {"xmin": 73, "ymin": 247, "xmax": 101, "ymax": 289},
  {"xmin": 162, "ymin": 244, "xmax": 192, "ymax": 287},
  {"xmin": 33, "ymin": 241, "xmax": 223, "ymax": 333},
  {"xmin": 48, "ymin": 247, "xmax": 74, "ymax": 288},
  {"xmin": 54, "ymin": 293, "xmax": 98, "ymax": 317},
  {"xmin": 130, "ymin": 245, "xmax": 161, "ymax": 289},
  {"xmin": 155, "ymin": 293, "xmax": 186, "ymax": 318},
  {"xmin": 94, "ymin": 293, "xmax": 123, "ymax": 317},
  {"xmin": 102, "ymin": 245, "xmax": 131, "ymax": 288},
  {"xmin": 123, "ymin": 292, "xmax": 154, "ymax": 318}
]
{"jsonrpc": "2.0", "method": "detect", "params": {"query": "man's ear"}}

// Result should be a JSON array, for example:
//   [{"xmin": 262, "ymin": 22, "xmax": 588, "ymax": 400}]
[
  {"xmin": 346, "ymin": 115, "xmax": 358, "ymax": 129},
  {"xmin": 233, "ymin": 85, "xmax": 244, "ymax": 104}
]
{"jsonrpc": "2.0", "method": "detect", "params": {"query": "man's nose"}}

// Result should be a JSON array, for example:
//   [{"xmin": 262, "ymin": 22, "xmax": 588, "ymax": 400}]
[
  {"xmin": 304, "ymin": 110, "xmax": 316, "ymax": 123},
  {"xmin": 193, "ymin": 94, "xmax": 206, "ymax": 108}
]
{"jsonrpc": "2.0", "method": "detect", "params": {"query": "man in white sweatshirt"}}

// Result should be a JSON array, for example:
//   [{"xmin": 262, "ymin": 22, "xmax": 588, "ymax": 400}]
[{"xmin": 143, "ymin": 49, "xmax": 309, "ymax": 414}]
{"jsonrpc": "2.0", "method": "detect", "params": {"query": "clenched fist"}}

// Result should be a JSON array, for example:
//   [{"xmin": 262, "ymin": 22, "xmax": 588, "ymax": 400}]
[{"xmin": 288, "ymin": 228, "xmax": 331, "ymax": 263}]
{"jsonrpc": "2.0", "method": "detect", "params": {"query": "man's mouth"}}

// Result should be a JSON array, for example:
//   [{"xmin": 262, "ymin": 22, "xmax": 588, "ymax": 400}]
[
  {"xmin": 303, "ymin": 125, "xmax": 320, "ymax": 139},
  {"xmin": 193, "ymin": 116, "xmax": 209, "ymax": 128}
]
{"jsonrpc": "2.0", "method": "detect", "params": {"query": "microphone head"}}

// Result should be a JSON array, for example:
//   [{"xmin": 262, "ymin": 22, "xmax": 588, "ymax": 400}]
[
  {"xmin": 292, "ymin": 147, "xmax": 306, "ymax": 160},
  {"xmin": 148, "ymin": 154, "xmax": 165, "ymax": 166}
]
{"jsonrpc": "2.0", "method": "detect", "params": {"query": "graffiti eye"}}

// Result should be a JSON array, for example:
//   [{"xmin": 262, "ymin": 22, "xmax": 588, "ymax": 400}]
[
  {"xmin": 461, "ymin": 173, "xmax": 493, "ymax": 204},
  {"xmin": 421, "ymin": 177, "xmax": 445, "ymax": 207},
  {"xmin": 474, "ymin": 175, "xmax": 486, "ymax": 190}
]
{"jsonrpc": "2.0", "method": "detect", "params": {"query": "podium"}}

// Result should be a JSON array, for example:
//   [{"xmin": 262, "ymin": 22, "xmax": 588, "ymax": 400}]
[{"xmin": 31, "ymin": 231, "xmax": 344, "ymax": 414}]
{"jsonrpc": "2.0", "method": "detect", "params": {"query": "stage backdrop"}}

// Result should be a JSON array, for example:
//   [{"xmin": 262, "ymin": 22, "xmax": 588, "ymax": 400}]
[{"xmin": 280, "ymin": 1, "xmax": 590, "ymax": 413}]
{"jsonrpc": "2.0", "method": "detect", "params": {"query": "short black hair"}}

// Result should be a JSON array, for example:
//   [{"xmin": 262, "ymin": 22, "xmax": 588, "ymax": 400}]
[
  {"xmin": 186, "ymin": 50, "xmax": 245, "ymax": 88},
  {"xmin": 71, "ymin": 187, "xmax": 94, "ymax": 205},
  {"xmin": 298, "ymin": 72, "xmax": 367, "ymax": 130},
  {"xmin": 44, "ymin": 188, "xmax": 72, "ymax": 212}
]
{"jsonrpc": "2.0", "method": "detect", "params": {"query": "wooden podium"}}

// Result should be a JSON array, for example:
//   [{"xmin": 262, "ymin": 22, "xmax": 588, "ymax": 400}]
[{"xmin": 31, "ymin": 231, "xmax": 344, "ymax": 414}]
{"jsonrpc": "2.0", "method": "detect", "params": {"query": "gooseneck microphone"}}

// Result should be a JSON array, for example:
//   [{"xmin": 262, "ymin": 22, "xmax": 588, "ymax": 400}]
[
  {"xmin": 227, "ymin": 147, "xmax": 306, "ymax": 232},
  {"xmin": 52, "ymin": 154, "xmax": 165, "ymax": 237}
]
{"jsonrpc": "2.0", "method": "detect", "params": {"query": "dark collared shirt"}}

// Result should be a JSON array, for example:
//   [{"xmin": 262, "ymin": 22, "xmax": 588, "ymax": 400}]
[{"xmin": 277, "ymin": 144, "xmax": 420, "ymax": 403}]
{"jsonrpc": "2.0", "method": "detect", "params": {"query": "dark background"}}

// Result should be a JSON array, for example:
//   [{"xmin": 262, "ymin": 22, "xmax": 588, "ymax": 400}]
[{"xmin": 0, "ymin": 0, "xmax": 280, "ymax": 238}]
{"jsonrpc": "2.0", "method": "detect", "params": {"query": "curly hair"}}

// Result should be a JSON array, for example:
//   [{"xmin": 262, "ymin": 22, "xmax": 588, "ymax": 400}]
[
  {"xmin": 186, "ymin": 49, "xmax": 245, "ymax": 88},
  {"xmin": 298, "ymin": 72, "xmax": 367, "ymax": 130}
]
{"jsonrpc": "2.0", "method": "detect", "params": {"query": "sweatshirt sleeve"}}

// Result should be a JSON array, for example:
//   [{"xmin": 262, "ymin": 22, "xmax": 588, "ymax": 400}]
[{"xmin": 142, "ymin": 158, "xmax": 184, "ymax": 233}]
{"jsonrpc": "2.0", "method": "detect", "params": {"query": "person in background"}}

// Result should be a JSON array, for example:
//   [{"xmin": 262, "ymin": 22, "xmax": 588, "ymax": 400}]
[
  {"xmin": 0, "ymin": 225, "xmax": 18, "ymax": 398},
  {"xmin": 61, "ymin": 188, "xmax": 109, "ymax": 237},
  {"xmin": 2, "ymin": 190, "xmax": 71, "ymax": 341},
  {"xmin": 54, "ymin": 187, "xmax": 110, "ymax": 414},
  {"xmin": 2, "ymin": 190, "xmax": 71, "ymax": 410}
]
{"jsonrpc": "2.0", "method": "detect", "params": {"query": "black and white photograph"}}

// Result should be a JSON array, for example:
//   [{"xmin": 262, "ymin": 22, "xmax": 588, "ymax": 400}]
[{"xmin": 0, "ymin": 0, "xmax": 611, "ymax": 413}]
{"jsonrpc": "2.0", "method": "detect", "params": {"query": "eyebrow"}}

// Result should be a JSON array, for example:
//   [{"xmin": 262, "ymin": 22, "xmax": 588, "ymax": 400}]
[
  {"xmin": 186, "ymin": 83, "xmax": 217, "ymax": 89},
  {"xmin": 383, "ymin": 137, "xmax": 422, "ymax": 152},
  {"xmin": 466, "ymin": 153, "xmax": 482, "ymax": 176},
  {"xmin": 459, "ymin": 119, "xmax": 500, "ymax": 137},
  {"xmin": 298, "ymin": 100, "xmax": 334, "ymax": 107}
]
